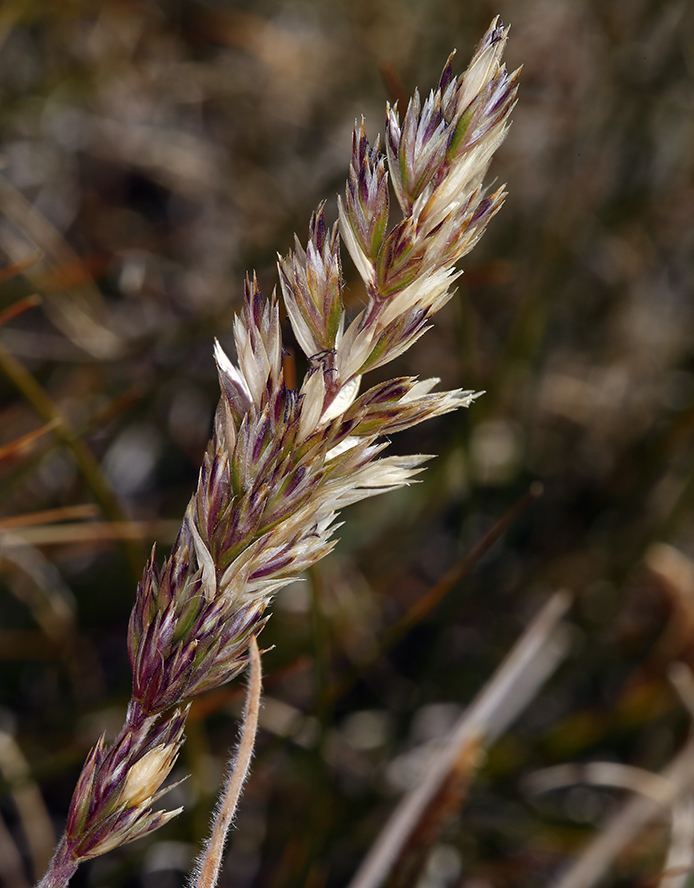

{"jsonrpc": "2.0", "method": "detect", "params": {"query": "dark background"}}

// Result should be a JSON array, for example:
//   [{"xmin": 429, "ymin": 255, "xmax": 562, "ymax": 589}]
[{"xmin": 1, "ymin": 1, "xmax": 694, "ymax": 887}]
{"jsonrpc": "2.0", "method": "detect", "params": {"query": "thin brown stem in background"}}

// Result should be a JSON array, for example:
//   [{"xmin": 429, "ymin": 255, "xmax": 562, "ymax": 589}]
[
  {"xmin": 0, "ymin": 342, "xmax": 145, "ymax": 575},
  {"xmin": 0, "ymin": 291, "xmax": 41, "ymax": 326},
  {"xmin": 328, "ymin": 481, "xmax": 544, "ymax": 704}
]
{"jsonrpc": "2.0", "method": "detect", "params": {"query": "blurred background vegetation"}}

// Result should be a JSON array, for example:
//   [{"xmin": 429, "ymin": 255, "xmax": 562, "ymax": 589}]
[{"xmin": 1, "ymin": 1, "xmax": 694, "ymax": 887}]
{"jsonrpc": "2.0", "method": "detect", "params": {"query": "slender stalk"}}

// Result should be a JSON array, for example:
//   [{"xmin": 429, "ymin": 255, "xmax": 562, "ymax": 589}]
[
  {"xmin": 191, "ymin": 636, "xmax": 262, "ymax": 888},
  {"xmin": 36, "ymin": 838, "xmax": 78, "ymax": 888}
]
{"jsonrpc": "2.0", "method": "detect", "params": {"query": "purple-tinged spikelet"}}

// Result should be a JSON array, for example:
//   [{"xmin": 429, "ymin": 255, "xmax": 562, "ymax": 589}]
[{"xmin": 39, "ymin": 708, "xmax": 187, "ymax": 887}]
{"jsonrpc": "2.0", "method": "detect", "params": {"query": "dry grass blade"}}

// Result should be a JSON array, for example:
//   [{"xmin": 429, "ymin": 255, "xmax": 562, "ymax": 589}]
[
  {"xmin": 0, "ymin": 505, "xmax": 100, "ymax": 532},
  {"xmin": 0, "ymin": 255, "xmax": 41, "ymax": 287},
  {"xmin": 386, "ymin": 735, "xmax": 483, "ymax": 888},
  {"xmin": 0, "ymin": 176, "xmax": 122, "ymax": 359},
  {"xmin": 384, "ymin": 482, "xmax": 544, "ymax": 647},
  {"xmin": 0, "ymin": 292, "xmax": 41, "ymax": 325},
  {"xmin": 0, "ymin": 419, "xmax": 60, "ymax": 466},
  {"xmin": 548, "ymin": 663, "xmax": 694, "ymax": 888},
  {"xmin": 329, "ymin": 481, "xmax": 544, "ymax": 703},
  {"xmin": 0, "ymin": 728, "xmax": 55, "ymax": 881},
  {"xmin": 347, "ymin": 591, "xmax": 573, "ymax": 888},
  {"xmin": 0, "ymin": 810, "xmax": 29, "ymax": 888},
  {"xmin": 549, "ymin": 737, "xmax": 694, "ymax": 888},
  {"xmin": 0, "ymin": 342, "xmax": 144, "ymax": 574},
  {"xmin": 2, "ymin": 519, "xmax": 181, "ymax": 547},
  {"xmin": 191, "ymin": 635, "xmax": 262, "ymax": 888},
  {"xmin": 660, "ymin": 796, "xmax": 694, "ymax": 888},
  {"xmin": 0, "ymin": 533, "xmax": 76, "ymax": 644},
  {"xmin": 525, "ymin": 762, "xmax": 674, "ymax": 804}
]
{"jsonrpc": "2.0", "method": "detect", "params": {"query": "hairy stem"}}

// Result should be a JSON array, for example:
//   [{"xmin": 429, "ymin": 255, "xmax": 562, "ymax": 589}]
[{"xmin": 191, "ymin": 635, "xmax": 262, "ymax": 888}]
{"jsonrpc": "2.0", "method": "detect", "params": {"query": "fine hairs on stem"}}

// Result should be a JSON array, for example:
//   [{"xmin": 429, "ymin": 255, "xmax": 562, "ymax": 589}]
[
  {"xmin": 191, "ymin": 635, "xmax": 262, "ymax": 888},
  {"xmin": 36, "ymin": 17, "xmax": 519, "ymax": 888}
]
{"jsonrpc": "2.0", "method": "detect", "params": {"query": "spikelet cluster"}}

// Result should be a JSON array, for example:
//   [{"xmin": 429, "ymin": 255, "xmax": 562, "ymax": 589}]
[{"xmin": 39, "ymin": 18, "xmax": 518, "ymax": 886}]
